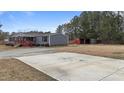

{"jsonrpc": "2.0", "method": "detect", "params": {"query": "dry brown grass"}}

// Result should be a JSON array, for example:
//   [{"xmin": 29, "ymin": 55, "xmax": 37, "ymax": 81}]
[
  {"xmin": 0, "ymin": 58, "xmax": 56, "ymax": 81},
  {"xmin": 0, "ymin": 45, "xmax": 15, "ymax": 51},
  {"xmin": 56, "ymin": 44, "xmax": 124, "ymax": 59}
]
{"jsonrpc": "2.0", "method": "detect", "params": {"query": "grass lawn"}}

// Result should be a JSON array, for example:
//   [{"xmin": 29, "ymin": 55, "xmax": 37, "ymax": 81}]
[
  {"xmin": 0, "ymin": 58, "xmax": 56, "ymax": 81},
  {"xmin": 56, "ymin": 44, "xmax": 124, "ymax": 60},
  {"xmin": 0, "ymin": 45, "xmax": 15, "ymax": 51}
]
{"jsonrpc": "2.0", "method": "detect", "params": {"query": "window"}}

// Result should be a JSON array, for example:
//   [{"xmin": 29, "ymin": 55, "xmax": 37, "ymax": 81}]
[{"xmin": 42, "ymin": 36, "xmax": 48, "ymax": 42}]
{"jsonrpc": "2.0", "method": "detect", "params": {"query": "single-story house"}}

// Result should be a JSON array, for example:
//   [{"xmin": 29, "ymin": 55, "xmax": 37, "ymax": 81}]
[{"xmin": 6, "ymin": 32, "xmax": 69, "ymax": 46}]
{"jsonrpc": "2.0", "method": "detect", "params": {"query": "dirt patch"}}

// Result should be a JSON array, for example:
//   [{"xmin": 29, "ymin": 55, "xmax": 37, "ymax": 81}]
[
  {"xmin": 56, "ymin": 44, "xmax": 124, "ymax": 60},
  {"xmin": 0, "ymin": 58, "xmax": 56, "ymax": 81}
]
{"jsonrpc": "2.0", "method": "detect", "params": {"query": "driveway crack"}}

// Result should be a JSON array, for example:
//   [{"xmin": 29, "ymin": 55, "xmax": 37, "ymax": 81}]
[{"xmin": 99, "ymin": 67, "xmax": 124, "ymax": 81}]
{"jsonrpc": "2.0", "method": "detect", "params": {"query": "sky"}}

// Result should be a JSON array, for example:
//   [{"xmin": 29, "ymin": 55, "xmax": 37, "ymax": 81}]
[{"xmin": 0, "ymin": 11, "xmax": 81, "ymax": 33}]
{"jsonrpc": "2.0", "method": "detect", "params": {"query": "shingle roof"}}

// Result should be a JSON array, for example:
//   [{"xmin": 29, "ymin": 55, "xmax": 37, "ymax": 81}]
[{"xmin": 11, "ymin": 32, "xmax": 62, "ymax": 37}]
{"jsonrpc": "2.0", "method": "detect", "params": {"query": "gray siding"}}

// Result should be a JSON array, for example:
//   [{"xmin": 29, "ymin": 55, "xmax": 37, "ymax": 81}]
[
  {"xmin": 35, "ymin": 34, "xmax": 68, "ymax": 46},
  {"xmin": 36, "ymin": 36, "xmax": 49, "ymax": 45},
  {"xmin": 50, "ymin": 34, "xmax": 68, "ymax": 46}
]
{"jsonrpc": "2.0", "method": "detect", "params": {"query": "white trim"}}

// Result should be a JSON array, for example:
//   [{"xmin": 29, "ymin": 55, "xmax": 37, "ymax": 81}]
[{"xmin": 48, "ymin": 35, "xmax": 51, "ymax": 46}]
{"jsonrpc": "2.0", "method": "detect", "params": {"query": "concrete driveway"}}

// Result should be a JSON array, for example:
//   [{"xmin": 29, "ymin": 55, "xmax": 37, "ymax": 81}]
[
  {"xmin": 0, "ymin": 47, "xmax": 56, "ymax": 58},
  {"xmin": 16, "ymin": 52, "xmax": 124, "ymax": 81}
]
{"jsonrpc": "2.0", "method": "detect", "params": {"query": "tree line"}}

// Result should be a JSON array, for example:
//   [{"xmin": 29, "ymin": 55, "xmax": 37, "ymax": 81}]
[
  {"xmin": 56, "ymin": 11, "xmax": 124, "ymax": 44},
  {"xmin": 0, "ymin": 24, "xmax": 9, "ymax": 41},
  {"xmin": 0, "ymin": 25, "xmax": 51, "ymax": 41}
]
